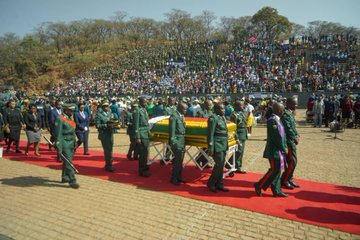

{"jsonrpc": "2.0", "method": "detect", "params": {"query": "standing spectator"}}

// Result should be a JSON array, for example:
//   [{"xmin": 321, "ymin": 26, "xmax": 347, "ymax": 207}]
[
  {"xmin": 35, "ymin": 99, "xmax": 46, "ymax": 129},
  {"xmin": 254, "ymin": 102, "xmax": 288, "ymax": 197},
  {"xmin": 0, "ymin": 111, "xmax": 5, "ymax": 143},
  {"xmin": 24, "ymin": 104, "xmax": 42, "ymax": 156},
  {"xmin": 74, "ymin": 103, "xmax": 90, "ymax": 155},
  {"xmin": 324, "ymin": 96, "xmax": 335, "ymax": 127},
  {"xmin": 353, "ymin": 97, "xmax": 360, "ymax": 128},
  {"xmin": 340, "ymin": 95, "xmax": 353, "ymax": 127},
  {"xmin": 146, "ymin": 98, "xmax": 155, "ymax": 118},
  {"xmin": 224, "ymin": 101, "xmax": 234, "ymax": 120},
  {"xmin": 154, "ymin": 100, "xmax": 164, "ymax": 117},
  {"xmin": 110, "ymin": 98, "xmax": 120, "ymax": 133},
  {"xmin": 313, "ymin": 97, "xmax": 325, "ymax": 127},
  {"xmin": 4, "ymin": 99, "xmax": 24, "ymax": 153},
  {"xmin": 192, "ymin": 99, "xmax": 202, "ymax": 117},
  {"xmin": 244, "ymin": 98, "xmax": 255, "ymax": 136}
]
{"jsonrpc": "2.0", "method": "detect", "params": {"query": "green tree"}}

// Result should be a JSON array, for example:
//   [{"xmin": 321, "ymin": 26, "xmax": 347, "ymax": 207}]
[{"xmin": 251, "ymin": 7, "xmax": 292, "ymax": 41}]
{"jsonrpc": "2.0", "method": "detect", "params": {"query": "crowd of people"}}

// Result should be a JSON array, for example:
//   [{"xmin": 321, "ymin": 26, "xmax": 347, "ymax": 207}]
[{"xmin": 46, "ymin": 34, "xmax": 359, "ymax": 97}]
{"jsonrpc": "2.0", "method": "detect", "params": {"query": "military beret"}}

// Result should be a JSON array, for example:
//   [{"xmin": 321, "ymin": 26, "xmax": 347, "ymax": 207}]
[{"xmin": 63, "ymin": 103, "xmax": 75, "ymax": 110}]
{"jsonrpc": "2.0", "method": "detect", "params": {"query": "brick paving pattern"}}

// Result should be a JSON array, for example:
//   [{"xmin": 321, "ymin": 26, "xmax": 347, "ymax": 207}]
[{"xmin": 1, "ymin": 158, "xmax": 359, "ymax": 240}]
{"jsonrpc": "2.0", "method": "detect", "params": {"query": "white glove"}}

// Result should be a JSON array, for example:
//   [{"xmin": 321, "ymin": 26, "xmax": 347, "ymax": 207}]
[{"xmin": 84, "ymin": 127, "xmax": 88, "ymax": 131}]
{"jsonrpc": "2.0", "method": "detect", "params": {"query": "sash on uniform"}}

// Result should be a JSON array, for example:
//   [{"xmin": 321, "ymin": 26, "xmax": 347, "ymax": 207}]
[
  {"xmin": 60, "ymin": 115, "xmax": 76, "ymax": 129},
  {"xmin": 275, "ymin": 116, "xmax": 286, "ymax": 171}
]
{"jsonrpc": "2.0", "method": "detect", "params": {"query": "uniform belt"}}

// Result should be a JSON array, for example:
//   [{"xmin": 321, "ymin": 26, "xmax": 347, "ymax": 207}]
[
  {"xmin": 63, "ymin": 133, "xmax": 75, "ymax": 136},
  {"xmin": 214, "ymin": 133, "xmax": 228, "ymax": 137}
]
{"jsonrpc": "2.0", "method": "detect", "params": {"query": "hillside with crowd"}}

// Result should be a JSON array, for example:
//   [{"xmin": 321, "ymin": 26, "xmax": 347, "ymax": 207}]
[{"xmin": 48, "ymin": 34, "xmax": 359, "ymax": 97}]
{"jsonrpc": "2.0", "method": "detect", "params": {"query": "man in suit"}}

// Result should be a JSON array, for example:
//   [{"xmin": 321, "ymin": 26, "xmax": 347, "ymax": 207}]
[
  {"xmin": 45, "ymin": 97, "xmax": 57, "ymax": 150},
  {"xmin": 207, "ymin": 103, "xmax": 230, "ymax": 193},
  {"xmin": 169, "ymin": 102, "xmax": 188, "ymax": 186},
  {"xmin": 49, "ymin": 100, "xmax": 63, "ymax": 161},
  {"xmin": 133, "ymin": 97, "xmax": 151, "ymax": 177},
  {"xmin": 95, "ymin": 100, "xmax": 115, "ymax": 172},
  {"xmin": 4, "ymin": 99, "xmax": 25, "ymax": 153},
  {"xmin": 254, "ymin": 102, "xmax": 288, "ymax": 197},
  {"xmin": 55, "ymin": 104, "xmax": 79, "ymax": 189},
  {"xmin": 228, "ymin": 100, "xmax": 247, "ymax": 174},
  {"xmin": 281, "ymin": 97, "xmax": 300, "ymax": 189},
  {"xmin": 74, "ymin": 102, "xmax": 90, "ymax": 155}
]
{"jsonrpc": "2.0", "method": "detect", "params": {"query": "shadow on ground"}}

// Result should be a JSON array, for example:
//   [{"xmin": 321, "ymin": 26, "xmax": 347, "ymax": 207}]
[{"xmin": 0, "ymin": 176, "xmax": 68, "ymax": 188}]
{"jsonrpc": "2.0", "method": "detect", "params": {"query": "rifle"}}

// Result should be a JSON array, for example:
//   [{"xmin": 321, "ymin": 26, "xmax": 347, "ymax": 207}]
[{"xmin": 43, "ymin": 136, "xmax": 80, "ymax": 174}]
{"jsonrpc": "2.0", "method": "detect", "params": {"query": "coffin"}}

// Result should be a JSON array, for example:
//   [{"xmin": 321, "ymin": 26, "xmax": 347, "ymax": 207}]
[{"xmin": 150, "ymin": 117, "xmax": 237, "ymax": 147}]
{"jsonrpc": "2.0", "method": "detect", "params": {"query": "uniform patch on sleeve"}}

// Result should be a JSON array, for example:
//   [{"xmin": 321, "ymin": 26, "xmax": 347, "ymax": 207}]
[{"xmin": 273, "ymin": 124, "xmax": 278, "ymax": 129}]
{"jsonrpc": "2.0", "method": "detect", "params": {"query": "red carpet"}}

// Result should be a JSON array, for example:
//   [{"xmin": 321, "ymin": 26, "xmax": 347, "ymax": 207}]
[{"xmin": 3, "ymin": 142, "xmax": 360, "ymax": 235}]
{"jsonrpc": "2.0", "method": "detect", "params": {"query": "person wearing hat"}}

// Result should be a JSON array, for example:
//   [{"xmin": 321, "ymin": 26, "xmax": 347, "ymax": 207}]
[
  {"xmin": 95, "ymin": 100, "xmax": 116, "ymax": 172},
  {"xmin": 254, "ymin": 102, "xmax": 288, "ymax": 197},
  {"xmin": 133, "ymin": 97, "xmax": 151, "ymax": 177},
  {"xmin": 163, "ymin": 97, "xmax": 177, "ymax": 162},
  {"xmin": 20, "ymin": 99, "xmax": 30, "ymax": 116},
  {"xmin": 207, "ymin": 103, "xmax": 230, "ymax": 193},
  {"xmin": 169, "ymin": 101, "xmax": 188, "ymax": 186},
  {"xmin": 55, "ymin": 103, "xmax": 79, "ymax": 189},
  {"xmin": 227, "ymin": 100, "xmax": 247, "ymax": 174},
  {"xmin": 126, "ymin": 102, "xmax": 139, "ymax": 160},
  {"xmin": 280, "ymin": 97, "xmax": 300, "ymax": 189}
]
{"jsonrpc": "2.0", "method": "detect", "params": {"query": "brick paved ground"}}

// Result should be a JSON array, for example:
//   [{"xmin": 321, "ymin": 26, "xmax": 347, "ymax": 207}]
[{"xmin": 1, "ymin": 158, "xmax": 359, "ymax": 240}]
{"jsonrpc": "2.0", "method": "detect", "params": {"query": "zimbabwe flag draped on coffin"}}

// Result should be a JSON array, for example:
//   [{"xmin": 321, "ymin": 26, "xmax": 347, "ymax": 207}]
[{"xmin": 149, "ymin": 117, "xmax": 237, "ymax": 147}]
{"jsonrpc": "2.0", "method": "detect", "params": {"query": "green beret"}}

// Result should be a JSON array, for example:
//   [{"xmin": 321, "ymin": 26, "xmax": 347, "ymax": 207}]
[{"xmin": 63, "ymin": 104, "xmax": 75, "ymax": 110}]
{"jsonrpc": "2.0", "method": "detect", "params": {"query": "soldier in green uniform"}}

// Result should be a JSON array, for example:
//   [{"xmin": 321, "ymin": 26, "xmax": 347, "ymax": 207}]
[
  {"xmin": 207, "ymin": 103, "xmax": 230, "ymax": 193},
  {"xmin": 164, "ymin": 97, "xmax": 176, "ymax": 116},
  {"xmin": 164, "ymin": 97, "xmax": 177, "ymax": 162},
  {"xmin": 126, "ymin": 103, "xmax": 139, "ymax": 160},
  {"xmin": 196, "ymin": 99, "xmax": 213, "ymax": 168},
  {"xmin": 95, "ymin": 100, "xmax": 116, "ymax": 172},
  {"xmin": 133, "ymin": 97, "xmax": 151, "ymax": 177},
  {"xmin": 227, "ymin": 100, "xmax": 247, "ymax": 173},
  {"xmin": 55, "ymin": 104, "xmax": 79, "ymax": 189},
  {"xmin": 169, "ymin": 102, "xmax": 188, "ymax": 186},
  {"xmin": 281, "ymin": 97, "xmax": 300, "ymax": 189},
  {"xmin": 254, "ymin": 102, "xmax": 288, "ymax": 197},
  {"xmin": 197, "ymin": 100, "xmax": 213, "ymax": 118}
]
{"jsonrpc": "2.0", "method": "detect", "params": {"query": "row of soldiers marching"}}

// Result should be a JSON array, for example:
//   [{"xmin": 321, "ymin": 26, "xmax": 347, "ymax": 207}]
[{"xmin": 123, "ymin": 96, "xmax": 300, "ymax": 195}]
